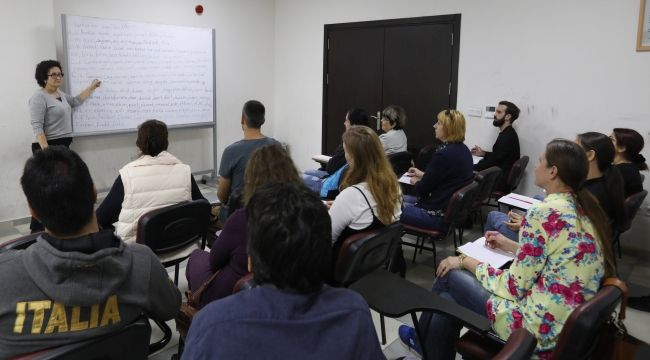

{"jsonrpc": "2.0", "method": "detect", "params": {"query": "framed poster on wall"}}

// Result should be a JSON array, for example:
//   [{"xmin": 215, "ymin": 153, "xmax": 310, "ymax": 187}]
[{"xmin": 638, "ymin": 0, "xmax": 650, "ymax": 51}]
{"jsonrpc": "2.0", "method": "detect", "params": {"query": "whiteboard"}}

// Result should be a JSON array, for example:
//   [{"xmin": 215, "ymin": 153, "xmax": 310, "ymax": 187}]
[{"xmin": 62, "ymin": 15, "xmax": 215, "ymax": 135}]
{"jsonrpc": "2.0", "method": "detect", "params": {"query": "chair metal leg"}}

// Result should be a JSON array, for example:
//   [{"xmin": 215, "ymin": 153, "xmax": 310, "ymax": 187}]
[
  {"xmin": 411, "ymin": 312, "xmax": 429, "ymax": 360},
  {"xmin": 432, "ymin": 238, "xmax": 437, "ymax": 266},
  {"xmin": 380, "ymin": 314, "xmax": 386, "ymax": 345},
  {"xmin": 174, "ymin": 264, "xmax": 180, "ymax": 285},
  {"xmin": 412, "ymin": 235, "xmax": 420, "ymax": 264}
]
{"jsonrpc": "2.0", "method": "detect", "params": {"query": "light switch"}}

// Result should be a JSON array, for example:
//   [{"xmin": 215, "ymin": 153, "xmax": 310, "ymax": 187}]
[
  {"xmin": 484, "ymin": 105, "xmax": 496, "ymax": 119},
  {"xmin": 467, "ymin": 108, "xmax": 482, "ymax": 117}
]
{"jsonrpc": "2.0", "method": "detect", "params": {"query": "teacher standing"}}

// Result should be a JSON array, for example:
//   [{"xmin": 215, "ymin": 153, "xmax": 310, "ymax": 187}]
[{"xmin": 29, "ymin": 59, "xmax": 101, "ymax": 153}]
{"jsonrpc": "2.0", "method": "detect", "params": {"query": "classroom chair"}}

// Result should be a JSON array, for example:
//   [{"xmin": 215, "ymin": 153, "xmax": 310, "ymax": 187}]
[
  {"xmin": 470, "ymin": 166, "xmax": 502, "ymax": 230},
  {"xmin": 487, "ymin": 155, "xmax": 529, "ymax": 208},
  {"xmin": 11, "ymin": 315, "xmax": 151, "ymax": 360},
  {"xmin": 401, "ymin": 181, "xmax": 480, "ymax": 264},
  {"xmin": 456, "ymin": 278, "xmax": 627, "ymax": 360},
  {"xmin": 136, "ymin": 199, "xmax": 211, "ymax": 285},
  {"xmin": 612, "ymin": 190, "xmax": 648, "ymax": 258}
]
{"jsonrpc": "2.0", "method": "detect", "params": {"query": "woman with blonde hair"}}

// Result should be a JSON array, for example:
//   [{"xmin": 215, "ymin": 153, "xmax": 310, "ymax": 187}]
[
  {"xmin": 328, "ymin": 125, "xmax": 402, "ymax": 246},
  {"xmin": 400, "ymin": 110, "xmax": 474, "ymax": 231},
  {"xmin": 185, "ymin": 143, "xmax": 303, "ymax": 308}
]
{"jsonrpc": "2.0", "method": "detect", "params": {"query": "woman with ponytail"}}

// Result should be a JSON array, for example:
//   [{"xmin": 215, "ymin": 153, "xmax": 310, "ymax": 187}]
[
  {"xmin": 611, "ymin": 128, "xmax": 647, "ymax": 197},
  {"xmin": 576, "ymin": 132, "xmax": 625, "ymax": 231},
  {"xmin": 96, "ymin": 119, "xmax": 206, "ymax": 243},
  {"xmin": 398, "ymin": 139, "xmax": 614, "ymax": 359}
]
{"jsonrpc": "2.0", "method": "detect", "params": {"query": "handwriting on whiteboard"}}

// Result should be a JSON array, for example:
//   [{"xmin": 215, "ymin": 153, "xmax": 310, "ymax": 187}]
[{"xmin": 64, "ymin": 15, "xmax": 214, "ymax": 133}]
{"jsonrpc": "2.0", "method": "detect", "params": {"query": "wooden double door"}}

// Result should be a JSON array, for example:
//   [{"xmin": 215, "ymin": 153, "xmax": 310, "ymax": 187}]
[{"xmin": 322, "ymin": 14, "xmax": 461, "ymax": 155}]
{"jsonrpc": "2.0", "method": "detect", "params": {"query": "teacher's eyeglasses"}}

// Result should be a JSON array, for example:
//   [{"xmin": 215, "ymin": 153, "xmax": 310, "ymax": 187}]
[{"xmin": 48, "ymin": 73, "xmax": 64, "ymax": 79}]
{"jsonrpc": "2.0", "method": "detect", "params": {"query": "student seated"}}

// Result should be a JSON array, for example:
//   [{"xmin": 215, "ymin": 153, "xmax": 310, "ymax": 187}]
[
  {"xmin": 485, "ymin": 131, "xmax": 626, "ymax": 240},
  {"xmin": 328, "ymin": 125, "xmax": 402, "ymax": 245},
  {"xmin": 217, "ymin": 100, "xmax": 279, "ymax": 218},
  {"xmin": 379, "ymin": 104, "xmax": 408, "ymax": 155},
  {"xmin": 185, "ymin": 144, "xmax": 303, "ymax": 308},
  {"xmin": 303, "ymin": 108, "xmax": 370, "ymax": 193},
  {"xmin": 472, "ymin": 101, "xmax": 521, "ymax": 193},
  {"xmin": 398, "ymin": 139, "xmax": 615, "ymax": 359},
  {"xmin": 0, "ymin": 147, "xmax": 181, "ymax": 358},
  {"xmin": 183, "ymin": 183, "xmax": 385, "ymax": 359},
  {"xmin": 96, "ymin": 119, "xmax": 205, "ymax": 243},
  {"xmin": 400, "ymin": 110, "xmax": 474, "ymax": 231},
  {"xmin": 610, "ymin": 128, "xmax": 647, "ymax": 197}
]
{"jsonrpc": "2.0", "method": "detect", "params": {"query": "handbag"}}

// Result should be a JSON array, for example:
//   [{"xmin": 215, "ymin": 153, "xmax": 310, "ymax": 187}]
[
  {"xmin": 597, "ymin": 278, "xmax": 646, "ymax": 360},
  {"xmin": 175, "ymin": 269, "xmax": 221, "ymax": 340}
]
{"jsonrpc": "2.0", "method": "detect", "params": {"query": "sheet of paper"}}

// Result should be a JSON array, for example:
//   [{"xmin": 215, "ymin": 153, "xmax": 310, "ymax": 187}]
[
  {"xmin": 472, "ymin": 155, "xmax": 482, "ymax": 165},
  {"xmin": 498, "ymin": 193, "xmax": 541, "ymax": 210},
  {"xmin": 398, "ymin": 172, "xmax": 413, "ymax": 185},
  {"xmin": 312, "ymin": 154, "xmax": 332, "ymax": 163},
  {"xmin": 458, "ymin": 237, "xmax": 515, "ymax": 268}
]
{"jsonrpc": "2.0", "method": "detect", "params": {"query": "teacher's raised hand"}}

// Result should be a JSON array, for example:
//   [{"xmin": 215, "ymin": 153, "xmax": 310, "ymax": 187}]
[{"xmin": 79, "ymin": 78, "xmax": 102, "ymax": 100}]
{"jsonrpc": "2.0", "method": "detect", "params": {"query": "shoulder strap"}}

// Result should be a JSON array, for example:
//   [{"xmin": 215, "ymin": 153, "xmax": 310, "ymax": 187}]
[
  {"xmin": 352, "ymin": 185, "xmax": 376, "ymax": 218},
  {"xmin": 187, "ymin": 269, "xmax": 221, "ymax": 306},
  {"xmin": 602, "ymin": 277, "xmax": 628, "ymax": 320}
]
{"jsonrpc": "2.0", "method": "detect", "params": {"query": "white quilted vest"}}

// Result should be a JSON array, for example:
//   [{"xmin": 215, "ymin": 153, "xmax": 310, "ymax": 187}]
[{"xmin": 115, "ymin": 151, "xmax": 191, "ymax": 243}]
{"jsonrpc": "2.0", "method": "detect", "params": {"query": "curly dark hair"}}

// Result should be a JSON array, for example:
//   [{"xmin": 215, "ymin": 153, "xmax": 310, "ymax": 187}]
[{"xmin": 35, "ymin": 60, "xmax": 62, "ymax": 87}]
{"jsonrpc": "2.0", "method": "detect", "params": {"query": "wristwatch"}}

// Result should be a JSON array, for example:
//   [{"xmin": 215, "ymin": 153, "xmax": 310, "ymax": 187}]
[{"xmin": 458, "ymin": 254, "xmax": 467, "ymax": 269}]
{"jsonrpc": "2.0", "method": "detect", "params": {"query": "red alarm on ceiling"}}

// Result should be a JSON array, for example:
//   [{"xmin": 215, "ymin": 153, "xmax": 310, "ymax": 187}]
[{"xmin": 195, "ymin": 5, "xmax": 204, "ymax": 15}]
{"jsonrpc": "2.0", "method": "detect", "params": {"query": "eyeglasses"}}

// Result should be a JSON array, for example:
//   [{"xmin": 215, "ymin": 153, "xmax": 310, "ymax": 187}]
[{"xmin": 48, "ymin": 73, "xmax": 64, "ymax": 79}]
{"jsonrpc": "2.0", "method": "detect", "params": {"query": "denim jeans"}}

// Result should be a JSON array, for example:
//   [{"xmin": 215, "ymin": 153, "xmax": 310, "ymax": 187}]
[
  {"xmin": 419, "ymin": 269, "xmax": 491, "ymax": 360},
  {"xmin": 301, "ymin": 173, "xmax": 325, "ymax": 193},
  {"xmin": 400, "ymin": 204, "xmax": 448, "ymax": 231},
  {"xmin": 483, "ymin": 210, "xmax": 518, "ymax": 241}
]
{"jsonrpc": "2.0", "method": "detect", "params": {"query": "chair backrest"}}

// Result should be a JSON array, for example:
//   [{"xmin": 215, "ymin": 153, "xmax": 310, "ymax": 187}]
[
  {"xmin": 387, "ymin": 151, "xmax": 413, "ymax": 177},
  {"xmin": 619, "ymin": 190, "xmax": 648, "ymax": 233},
  {"xmin": 492, "ymin": 328, "xmax": 537, "ymax": 360},
  {"xmin": 443, "ymin": 181, "xmax": 480, "ymax": 225},
  {"xmin": 474, "ymin": 166, "xmax": 502, "ymax": 206},
  {"xmin": 505, "ymin": 155, "xmax": 529, "ymax": 192},
  {"xmin": 334, "ymin": 222, "xmax": 403, "ymax": 286},
  {"xmin": 0, "ymin": 232, "xmax": 42, "ymax": 253},
  {"xmin": 551, "ymin": 284, "xmax": 624, "ymax": 359},
  {"xmin": 415, "ymin": 143, "xmax": 441, "ymax": 170},
  {"xmin": 136, "ymin": 199, "xmax": 211, "ymax": 254},
  {"xmin": 14, "ymin": 315, "xmax": 152, "ymax": 360}
]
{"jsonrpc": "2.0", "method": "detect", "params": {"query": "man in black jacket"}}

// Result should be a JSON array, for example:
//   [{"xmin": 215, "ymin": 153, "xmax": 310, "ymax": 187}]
[{"xmin": 472, "ymin": 101, "xmax": 521, "ymax": 192}]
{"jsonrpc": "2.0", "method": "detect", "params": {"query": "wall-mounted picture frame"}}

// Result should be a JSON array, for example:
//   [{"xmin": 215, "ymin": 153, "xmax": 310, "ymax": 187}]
[{"xmin": 638, "ymin": 0, "xmax": 650, "ymax": 51}]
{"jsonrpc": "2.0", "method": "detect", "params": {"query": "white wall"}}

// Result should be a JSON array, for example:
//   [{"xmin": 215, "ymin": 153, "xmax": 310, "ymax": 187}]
[
  {"xmin": 273, "ymin": 0, "xmax": 650, "ymax": 250},
  {"xmin": 0, "ymin": 0, "xmax": 275, "ymax": 221},
  {"xmin": 0, "ymin": 1, "xmax": 57, "ymax": 222}
]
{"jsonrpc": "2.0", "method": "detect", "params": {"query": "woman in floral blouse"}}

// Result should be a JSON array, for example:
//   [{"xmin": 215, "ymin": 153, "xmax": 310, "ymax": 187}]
[{"xmin": 399, "ymin": 139, "xmax": 616, "ymax": 359}]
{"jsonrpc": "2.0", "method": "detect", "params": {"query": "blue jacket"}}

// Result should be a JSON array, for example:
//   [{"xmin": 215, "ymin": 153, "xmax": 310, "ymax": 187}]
[{"xmin": 183, "ymin": 285, "xmax": 385, "ymax": 359}]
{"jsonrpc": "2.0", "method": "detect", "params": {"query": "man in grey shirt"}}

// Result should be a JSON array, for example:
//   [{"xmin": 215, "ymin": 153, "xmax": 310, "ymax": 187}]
[{"xmin": 218, "ymin": 100, "xmax": 278, "ymax": 217}]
